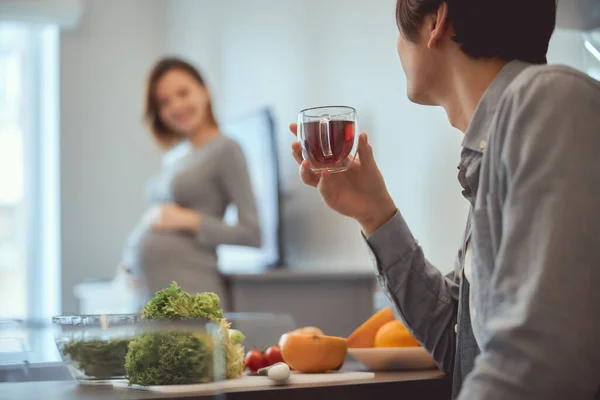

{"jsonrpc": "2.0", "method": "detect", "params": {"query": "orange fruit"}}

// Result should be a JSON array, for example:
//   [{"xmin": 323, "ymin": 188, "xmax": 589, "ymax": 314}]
[
  {"xmin": 279, "ymin": 334, "xmax": 347, "ymax": 373},
  {"xmin": 374, "ymin": 320, "xmax": 420, "ymax": 348},
  {"xmin": 278, "ymin": 326, "xmax": 325, "ymax": 347},
  {"xmin": 347, "ymin": 307, "xmax": 395, "ymax": 348},
  {"xmin": 289, "ymin": 326, "xmax": 324, "ymax": 336}
]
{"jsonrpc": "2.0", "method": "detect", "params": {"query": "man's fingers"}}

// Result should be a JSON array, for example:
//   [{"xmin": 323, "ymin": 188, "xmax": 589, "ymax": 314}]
[
  {"xmin": 300, "ymin": 161, "xmax": 320, "ymax": 187},
  {"xmin": 289, "ymin": 123, "xmax": 298, "ymax": 137},
  {"xmin": 291, "ymin": 141, "xmax": 303, "ymax": 165},
  {"xmin": 291, "ymin": 124, "xmax": 316, "ymax": 187}
]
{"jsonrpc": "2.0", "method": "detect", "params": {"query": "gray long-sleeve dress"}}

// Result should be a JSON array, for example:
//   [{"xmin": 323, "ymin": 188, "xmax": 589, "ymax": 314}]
[{"xmin": 123, "ymin": 135, "xmax": 261, "ymax": 309}]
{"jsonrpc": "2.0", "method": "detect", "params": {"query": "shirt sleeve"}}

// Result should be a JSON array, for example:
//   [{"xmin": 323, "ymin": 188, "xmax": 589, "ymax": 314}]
[
  {"xmin": 366, "ymin": 211, "xmax": 460, "ymax": 374},
  {"xmin": 196, "ymin": 139, "xmax": 262, "ymax": 248},
  {"xmin": 459, "ymin": 71, "xmax": 600, "ymax": 399}
]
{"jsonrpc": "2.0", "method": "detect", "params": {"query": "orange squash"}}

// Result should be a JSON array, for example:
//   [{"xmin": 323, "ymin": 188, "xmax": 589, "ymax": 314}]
[
  {"xmin": 279, "ymin": 334, "xmax": 347, "ymax": 373},
  {"xmin": 347, "ymin": 307, "xmax": 395, "ymax": 348}
]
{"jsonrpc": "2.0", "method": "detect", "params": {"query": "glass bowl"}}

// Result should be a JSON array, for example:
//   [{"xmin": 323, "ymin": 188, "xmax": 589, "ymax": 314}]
[
  {"xmin": 52, "ymin": 314, "xmax": 140, "ymax": 384},
  {"xmin": 52, "ymin": 315, "xmax": 223, "ymax": 386}
]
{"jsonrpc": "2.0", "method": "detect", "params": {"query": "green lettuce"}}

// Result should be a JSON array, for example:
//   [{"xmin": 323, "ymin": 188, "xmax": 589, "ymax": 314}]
[
  {"xmin": 140, "ymin": 282, "xmax": 223, "ymax": 321},
  {"xmin": 63, "ymin": 339, "xmax": 130, "ymax": 379},
  {"xmin": 125, "ymin": 331, "xmax": 214, "ymax": 386},
  {"xmin": 125, "ymin": 282, "xmax": 245, "ymax": 386}
]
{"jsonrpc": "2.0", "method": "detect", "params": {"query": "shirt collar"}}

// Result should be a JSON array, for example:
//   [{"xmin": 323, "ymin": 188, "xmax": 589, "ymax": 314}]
[{"xmin": 462, "ymin": 60, "xmax": 532, "ymax": 152}]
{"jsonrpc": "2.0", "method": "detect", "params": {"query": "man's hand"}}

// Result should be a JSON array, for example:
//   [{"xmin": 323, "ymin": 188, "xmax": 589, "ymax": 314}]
[{"xmin": 290, "ymin": 123, "xmax": 397, "ymax": 235}]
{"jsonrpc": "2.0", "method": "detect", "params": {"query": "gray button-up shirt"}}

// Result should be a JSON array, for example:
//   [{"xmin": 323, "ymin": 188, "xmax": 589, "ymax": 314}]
[{"xmin": 366, "ymin": 60, "xmax": 600, "ymax": 399}]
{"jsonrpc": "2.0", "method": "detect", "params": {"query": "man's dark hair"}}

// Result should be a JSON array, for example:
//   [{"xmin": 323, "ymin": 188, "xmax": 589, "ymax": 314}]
[{"xmin": 396, "ymin": 0, "xmax": 557, "ymax": 64}]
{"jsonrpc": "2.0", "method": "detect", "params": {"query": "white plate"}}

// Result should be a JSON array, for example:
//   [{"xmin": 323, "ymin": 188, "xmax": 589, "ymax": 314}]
[{"xmin": 348, "ymin": 347, "xmax": 437, "ymax": 371}]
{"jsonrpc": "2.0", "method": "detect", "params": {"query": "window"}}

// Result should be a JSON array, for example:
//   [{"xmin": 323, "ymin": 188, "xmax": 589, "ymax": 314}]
[{"xmin": 0, "ymin": 23, "xmax": 60, "ymax": 321}]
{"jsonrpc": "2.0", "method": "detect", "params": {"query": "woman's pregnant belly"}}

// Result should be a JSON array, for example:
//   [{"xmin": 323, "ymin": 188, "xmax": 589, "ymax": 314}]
[{"xmin": 125, "ymin": 223, "xmax": 217, "ymax": 273}]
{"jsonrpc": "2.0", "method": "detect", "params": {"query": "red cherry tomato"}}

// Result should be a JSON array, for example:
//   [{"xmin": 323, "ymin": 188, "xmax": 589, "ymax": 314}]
[
  {"xmin": 245, "ymin": 349, "xmax": 268, "ymax": 372},
  {"xmin": 265, "ymin": 345, "xmax": 284, "ymax": 366}
]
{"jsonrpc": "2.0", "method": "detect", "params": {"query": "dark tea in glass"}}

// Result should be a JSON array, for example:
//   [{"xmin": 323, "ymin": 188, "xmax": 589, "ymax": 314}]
[{"xmin": 297, "ymin": 106, "xmax": 358, "ymax": 173}]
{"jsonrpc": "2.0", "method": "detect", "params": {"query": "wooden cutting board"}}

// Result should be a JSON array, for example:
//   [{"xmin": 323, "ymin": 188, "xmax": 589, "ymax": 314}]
[{"xmin": 112, "ymin": 371, "xmax": 375, "ymax": 394}]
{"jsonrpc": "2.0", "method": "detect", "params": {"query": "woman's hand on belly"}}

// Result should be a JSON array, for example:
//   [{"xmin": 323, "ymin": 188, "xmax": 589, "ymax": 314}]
[{"xmin": 148, "ymin": 203, "xmax": 201, "ymax": 233}]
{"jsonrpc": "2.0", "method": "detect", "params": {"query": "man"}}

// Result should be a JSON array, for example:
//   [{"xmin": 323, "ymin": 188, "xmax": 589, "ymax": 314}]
[{"xmin": 290, "ymin": 0, "xmax": 600, "ymax": 398}]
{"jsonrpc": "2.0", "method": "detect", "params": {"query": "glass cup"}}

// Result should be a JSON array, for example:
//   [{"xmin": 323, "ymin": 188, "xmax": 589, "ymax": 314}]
[{"xmin": 297, "ymin": 106, "xmax": 359, "ymax": 173}]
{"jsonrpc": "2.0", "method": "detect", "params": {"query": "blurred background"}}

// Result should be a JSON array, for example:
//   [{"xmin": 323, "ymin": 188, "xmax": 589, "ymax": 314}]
[{"xmin": 0, "ymin": 0, "xmax": 599, "ymax": 328}]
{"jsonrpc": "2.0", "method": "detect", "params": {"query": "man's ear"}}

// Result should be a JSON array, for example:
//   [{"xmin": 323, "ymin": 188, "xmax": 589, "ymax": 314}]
[{"xmin": 428, "ymin": 2, "xmax": 450, "ymax": 49}]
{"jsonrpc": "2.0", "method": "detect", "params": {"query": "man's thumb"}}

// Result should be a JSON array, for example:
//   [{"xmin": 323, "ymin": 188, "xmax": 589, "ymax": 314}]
[{"xmin": 357, "ymin": 133, "xmax": 375, "ymax": 168}]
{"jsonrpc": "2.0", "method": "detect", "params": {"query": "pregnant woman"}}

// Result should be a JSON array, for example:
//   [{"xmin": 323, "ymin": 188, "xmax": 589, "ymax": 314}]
[{"xmin": 121, "ymin": 57, "xmax": 261, "ymax": 310}]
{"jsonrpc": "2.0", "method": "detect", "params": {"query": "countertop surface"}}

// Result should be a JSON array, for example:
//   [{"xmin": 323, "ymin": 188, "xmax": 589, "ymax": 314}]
[
  {"xmin": 1, "ymin": 364, "xmax": 449, "ymax": 400},
  {"xmin": 75, "ymin": 268, "xmax": 377, "ymax": 290}
]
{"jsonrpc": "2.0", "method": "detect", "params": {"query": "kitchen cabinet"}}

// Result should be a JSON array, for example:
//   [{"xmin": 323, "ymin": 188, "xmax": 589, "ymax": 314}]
[{"xmin": 225, "ymin": 270, "xmax": 377, "ymax": 349}]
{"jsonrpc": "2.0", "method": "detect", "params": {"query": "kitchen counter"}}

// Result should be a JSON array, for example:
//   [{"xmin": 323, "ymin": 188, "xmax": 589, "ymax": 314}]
[
  {"xmin": 223, "ymin": 268, "xmax": 376, "ymax": 281},
  {"xmin": 1, "ymin": 365, "xmax": 450, "ymax": 400}
]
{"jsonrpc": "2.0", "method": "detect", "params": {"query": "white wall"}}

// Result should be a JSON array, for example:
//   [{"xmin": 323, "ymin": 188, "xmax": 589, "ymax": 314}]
[
  {"xmin": 60, "ymin": 0, "xmax": 166, "ymax": 313},
  {"xmin": 548, "ymin": 28, "xmax": 587, "ymax": 68}
]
